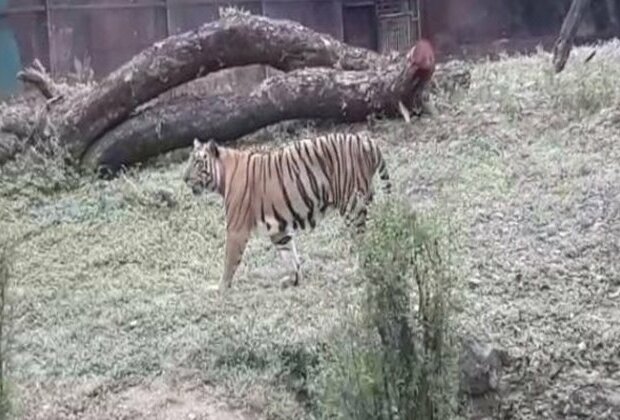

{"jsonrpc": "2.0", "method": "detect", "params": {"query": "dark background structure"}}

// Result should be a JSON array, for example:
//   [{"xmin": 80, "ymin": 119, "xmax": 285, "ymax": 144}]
[
  {"xmin": 1, "ymin": 0, "xmax": 423, "ymax": 96},
  {"xmin": 1, "ymin": 0, "xmax": 619, "ymax": 97}
]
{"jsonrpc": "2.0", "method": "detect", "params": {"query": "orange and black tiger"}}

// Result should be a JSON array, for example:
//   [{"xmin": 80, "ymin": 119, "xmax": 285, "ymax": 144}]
[{"xmin": 183, "ymin": 132, "xmax": 391, "ymax": 292}]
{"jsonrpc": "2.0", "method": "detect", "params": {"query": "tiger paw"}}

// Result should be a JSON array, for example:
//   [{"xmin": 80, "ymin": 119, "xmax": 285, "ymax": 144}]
[{"xmin": 217, "ymin": 282, "xmax": 231, "ymax": 300}]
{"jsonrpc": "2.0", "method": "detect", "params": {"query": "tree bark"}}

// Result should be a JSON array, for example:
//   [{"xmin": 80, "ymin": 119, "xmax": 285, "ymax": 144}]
[
  {"xmin": 552, "ymin": 0, "xmax": 592, "ymax": 73},
  {"xmin": 82, "ymin": 44, "xmax": 435, "ymax": 173}
]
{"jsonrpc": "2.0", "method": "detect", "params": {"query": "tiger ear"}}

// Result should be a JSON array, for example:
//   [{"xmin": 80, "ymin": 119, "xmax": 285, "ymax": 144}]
[
  {"xmin": 206, "ymin": 139, "xmax": 220, "ymax": 159},
  {"xmin": 193, "ymin": 138, "xmax": 201, "ymax": 149}
]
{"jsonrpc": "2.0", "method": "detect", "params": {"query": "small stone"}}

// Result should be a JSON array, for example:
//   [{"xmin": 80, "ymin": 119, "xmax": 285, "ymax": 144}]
[
  {"xmin": 468, "ymin": 277, "xmax": 482, "ymax": 289},
  {"xmin": 459, "ymin": 337, "xmax": 507, "ymax": 397}
]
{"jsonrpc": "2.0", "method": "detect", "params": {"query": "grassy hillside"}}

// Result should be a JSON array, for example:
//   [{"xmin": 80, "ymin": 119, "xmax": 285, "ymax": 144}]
[{"xmin": 2, "ymin": 41, "xmax": 620, "ymax": 419}]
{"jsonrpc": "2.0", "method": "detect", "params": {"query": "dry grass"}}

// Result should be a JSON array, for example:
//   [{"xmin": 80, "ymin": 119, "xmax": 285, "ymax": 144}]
[{"xmin": 1, "ymin": 41, "xmax": 620, "ymax": 419}]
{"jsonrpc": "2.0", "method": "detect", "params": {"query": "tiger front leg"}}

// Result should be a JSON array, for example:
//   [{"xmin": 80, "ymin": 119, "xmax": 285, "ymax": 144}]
[
  {"xmin": 220, "ymin": 229, "xmax": 250, "ymax": 293},
  {"xmin": 270, "ymin": 232, "xmax": 303, "ymax": 288}
]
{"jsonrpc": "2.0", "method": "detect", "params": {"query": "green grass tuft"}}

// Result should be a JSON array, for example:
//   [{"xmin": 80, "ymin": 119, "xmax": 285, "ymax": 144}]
[{"xmin": 316, "ymin": 198, "xmax": 459, "ymax": 420}]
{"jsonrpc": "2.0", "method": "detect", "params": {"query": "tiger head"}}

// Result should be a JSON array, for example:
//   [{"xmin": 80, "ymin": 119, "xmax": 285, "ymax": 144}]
[{"xmin": 183, "ymin": 138, "xmax": 222, "ymax": 196}]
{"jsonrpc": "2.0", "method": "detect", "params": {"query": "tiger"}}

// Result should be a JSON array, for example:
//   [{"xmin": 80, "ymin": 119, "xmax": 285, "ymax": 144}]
[{"xmin": 183, "ymin": 132, "xmax": 391, "ymax": 292}]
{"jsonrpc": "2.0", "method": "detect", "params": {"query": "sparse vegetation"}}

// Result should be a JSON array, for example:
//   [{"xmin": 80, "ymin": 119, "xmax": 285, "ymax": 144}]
[
  {"xmin": 0, "ymin": 135, "xmax": 86, "ymax": 199},
  {"xmin": 0, "ymin": 231, "xmax": 50, "ymax": 420},
  {"xmin": 316, "ymin": 199, "xmax": 458, "ymax": 420},
  {"xmin": 0, "ymin": 244, "xmax": 10, "ymax": 420},
  {"xmin": 1, "ymin": 42, "xmax": 620, "ymax": 419}
]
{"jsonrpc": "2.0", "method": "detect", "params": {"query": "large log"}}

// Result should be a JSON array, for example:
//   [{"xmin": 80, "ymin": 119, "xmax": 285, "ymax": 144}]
[
  {"xmin": 82, "ymin": 41, "xmax": 436, "ymax": 173},
  {"xmin": 552, "ymin": 0, "xmax": 592, "ymax": 73},
  {"xmin": 6, "ymin": 12, "xmax": 467, "ymax": 173},
  {"xmin": 46, "ymin": 12, "xmax": 385, "ymax": 161}
]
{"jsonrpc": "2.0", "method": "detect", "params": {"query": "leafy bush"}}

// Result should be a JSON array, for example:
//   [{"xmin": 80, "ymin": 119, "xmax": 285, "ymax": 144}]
[
  {"xmin": 317, "ymin": 198, "xmax": 459, "ymax": 420},
  {"xmin": 0, "ymin": 137, "xmax": 86, "ymax": 199}
]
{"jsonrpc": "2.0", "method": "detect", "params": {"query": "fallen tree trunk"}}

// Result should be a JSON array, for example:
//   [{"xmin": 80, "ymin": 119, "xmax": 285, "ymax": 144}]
[
  {"xmin": 83, "ymin": 43, "xmax": 435, "ymax": 173},
  {"xmin": 5, "ymin": 12, "xmax": 469, "ymax": 173},
  {"xmin": 25, "ymin": 12, "xmax": 384, "ymax": 161},
  {"xmin": 552, "ymin": 0, "xmax": 592, "ymax": 73}
]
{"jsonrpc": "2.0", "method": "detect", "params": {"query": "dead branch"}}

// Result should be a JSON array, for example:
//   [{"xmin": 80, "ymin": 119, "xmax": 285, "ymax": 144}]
[
  {"xmin": 16, "ymin": 59, "xmax": 58, "ymax": 100},
  {"xmin": 552, "ymin": 0, "xmax": 592, "ymax": 73}
]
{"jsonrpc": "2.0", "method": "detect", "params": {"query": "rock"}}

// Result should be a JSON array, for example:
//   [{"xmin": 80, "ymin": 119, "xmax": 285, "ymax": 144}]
[
  {"xmin": 459, "ymin": 337, "xmax": 508, "ymax": 397},
  {"xmin": 151, "ymin": 189, "xmax": 178, "ymax": 209},
  {"xmin": 468, "ymin": 277, "xmax": 482, "ymax": 289}
]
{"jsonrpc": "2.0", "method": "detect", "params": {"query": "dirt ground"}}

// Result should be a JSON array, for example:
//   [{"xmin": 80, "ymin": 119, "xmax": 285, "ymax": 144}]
[
  {"xmin": 15, "ymin": 373, "xmax": 256, "ymax": 420},
  {"xmin": 2, "ymin": 43, "xmax": 620, "ymax": 419}
]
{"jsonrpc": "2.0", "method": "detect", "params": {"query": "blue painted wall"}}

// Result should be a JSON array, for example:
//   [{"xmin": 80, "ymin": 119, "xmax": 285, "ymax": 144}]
[{"xmin": 0, "ymin": 0, "xmax": 22, "ymax": 97}]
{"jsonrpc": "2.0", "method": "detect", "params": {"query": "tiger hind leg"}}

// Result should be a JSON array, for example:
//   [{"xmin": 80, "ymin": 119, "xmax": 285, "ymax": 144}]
[
  {"xmin": 344, "ymin": 192, "xmax": 370, "ymax": 235},
  {"xmin": 220, "ymin": 229, "xmax": 250, "ymax": 293},
  {"xmin": 270, "ymin": 232, "xmax": 303, "ymax": 288}
]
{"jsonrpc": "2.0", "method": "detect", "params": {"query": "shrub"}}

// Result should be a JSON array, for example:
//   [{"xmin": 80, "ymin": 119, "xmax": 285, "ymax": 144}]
[
  {"xmin": 0, "ymin": 230, "xmax": 47, "ymax": 420},
  {"xmin": 0, "ymin": 136, "xmax": 86, "ymax": 200},
  {"xmin": 317, "ymin": 198, "xmax": 459, "ymax": 420}
]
